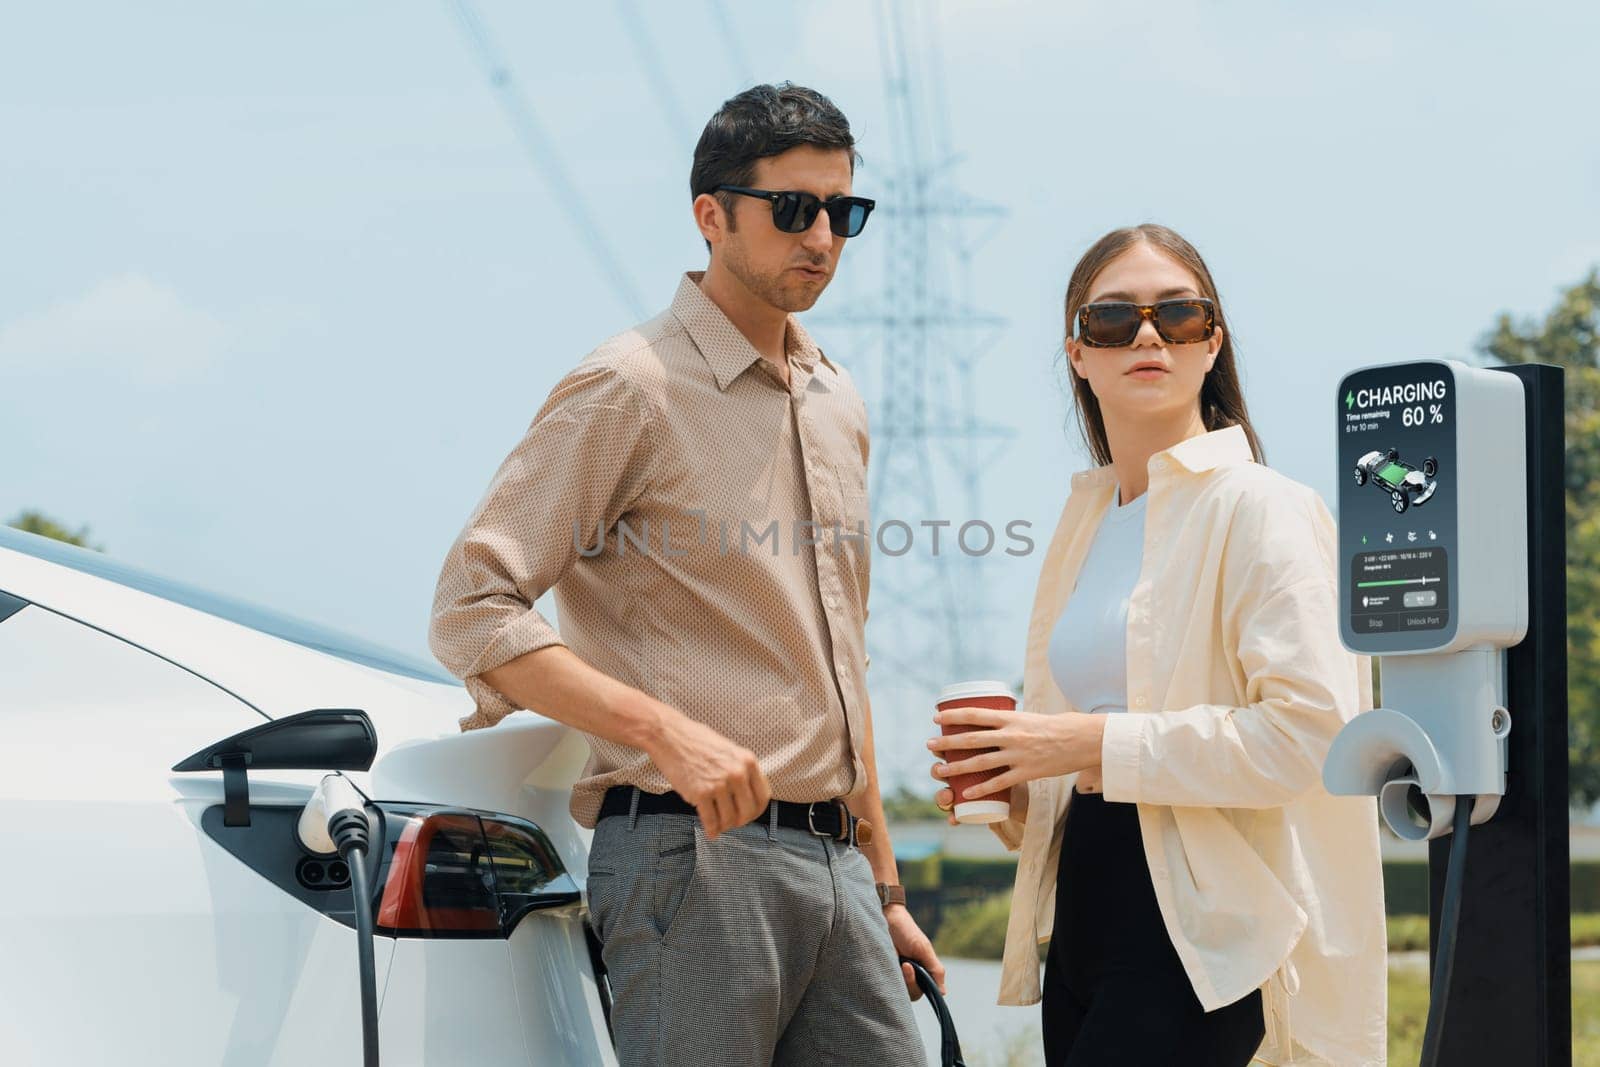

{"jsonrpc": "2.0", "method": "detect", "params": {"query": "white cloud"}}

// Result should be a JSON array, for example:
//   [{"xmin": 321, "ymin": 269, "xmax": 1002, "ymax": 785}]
[{"xmin": 0, "ymin": 273, "xmax": 226, "ymax": 379}]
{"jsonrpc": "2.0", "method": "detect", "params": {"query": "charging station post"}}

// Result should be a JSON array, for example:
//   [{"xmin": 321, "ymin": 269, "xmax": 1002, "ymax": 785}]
[{"xmin": 1427, "ymin": 362, "xmax": 1570, "ymax": 1065}]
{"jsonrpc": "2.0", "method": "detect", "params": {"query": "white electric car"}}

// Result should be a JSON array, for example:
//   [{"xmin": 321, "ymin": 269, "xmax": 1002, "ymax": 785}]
[{"xmin": 0, "ymin": 525, "xmax": 616, "ymax": 1066}]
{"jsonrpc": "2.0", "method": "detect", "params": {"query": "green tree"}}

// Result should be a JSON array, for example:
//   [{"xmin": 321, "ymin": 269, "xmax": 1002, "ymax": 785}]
[
  {"xmin": 5, "ymin": 509, "xmax": 103, "ymax": 551},
  {"xmin": 1478, "ymin": 268, "xmax": 1600, "ymax": 803},
  {"xmin": 880, "ymin": 782, "xmax": 945, "ymax": 822}
]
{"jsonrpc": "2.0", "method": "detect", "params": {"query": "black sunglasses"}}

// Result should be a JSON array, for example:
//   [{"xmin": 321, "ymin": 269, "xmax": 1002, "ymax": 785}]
[
  {"xmin": 714, "ymin": 185, "xmax": 876, "ymax": 238},
  {"xmin": 1075, "ymin": 298, "xmax": 1216, "ymax": 348}
]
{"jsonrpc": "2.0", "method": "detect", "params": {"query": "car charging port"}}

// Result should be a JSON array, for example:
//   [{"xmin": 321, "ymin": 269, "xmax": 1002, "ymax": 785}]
[{"xmin": 296, "ymin": 856, "xmax": 353, "ymax": 892}]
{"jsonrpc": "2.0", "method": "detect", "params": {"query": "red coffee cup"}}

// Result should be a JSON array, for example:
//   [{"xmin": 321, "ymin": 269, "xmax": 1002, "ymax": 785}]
[{"xmin": 936, "ymin": 680, "xmax": 1016, "ymax": 824}]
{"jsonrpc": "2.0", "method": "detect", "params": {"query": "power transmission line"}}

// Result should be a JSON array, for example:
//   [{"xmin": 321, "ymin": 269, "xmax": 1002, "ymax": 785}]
[
  {"xmin": 817, "ymin": 0, "xmax": 1014, "ymax": 787},
  {"xmin": 446, "ymin": 0, "xmax": 648, "ymax": 318},
  {"xmin": 615, "ymin": 0, "xmax": 695, "ymax": 144},
  {"xmin": 707, "ymin": 0, "xmax": 755, "ymax": 87}
]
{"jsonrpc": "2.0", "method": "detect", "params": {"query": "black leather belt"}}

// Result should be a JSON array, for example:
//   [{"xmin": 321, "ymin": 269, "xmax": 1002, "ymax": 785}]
[{"xmin": 598, "ymin": 786, "xmax": 863, "ymax": 845}]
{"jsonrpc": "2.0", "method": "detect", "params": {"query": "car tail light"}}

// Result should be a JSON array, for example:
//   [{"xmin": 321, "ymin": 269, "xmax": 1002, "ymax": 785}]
[
  {"xmin": 370, "ymin": 804, "xmax": 581, "ymax": 939},
  {"xmin": 374, "ymin": 811, "xmax": 499, "ymax": 934}
]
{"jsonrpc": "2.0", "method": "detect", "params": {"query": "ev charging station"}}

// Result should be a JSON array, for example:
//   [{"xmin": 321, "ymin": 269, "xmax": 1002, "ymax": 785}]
[
  {"xmin": 1323, "ymin": 359, "xmax": 1572, "ymax": 1065},
  {"xmin": 1325, "ymin": 360, "xmax": 1527, "ymax": 838}
]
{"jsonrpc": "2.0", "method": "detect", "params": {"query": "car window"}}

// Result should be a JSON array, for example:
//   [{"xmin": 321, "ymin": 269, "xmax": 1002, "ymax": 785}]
[
  {"xmin": 0, "ymin": 589, "xmax": 27, "ymax": 625},
  {"xmin": 0, "ymin": 527, "xmax": 458, "ymax": 686}
]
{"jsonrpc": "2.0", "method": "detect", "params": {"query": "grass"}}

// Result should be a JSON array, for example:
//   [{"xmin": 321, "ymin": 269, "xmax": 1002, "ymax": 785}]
[
  {"xmin": 1387, "ymin": 958, "xmax": 1600, "ymax": 1064},
  {"xmin": 1389, "ymin": 912, "xmax": 1600, "ymax": 952},
  {"xmin": 935, "ymin": 895, "xmax": 1600, "ymax": 962},
  {"xmin": 935, "ymin": 893, "xmax": 1017, "ymax": 960}
]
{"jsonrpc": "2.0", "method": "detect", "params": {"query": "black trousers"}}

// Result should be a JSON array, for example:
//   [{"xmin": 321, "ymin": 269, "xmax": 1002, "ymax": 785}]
[{"xmin": 1041, "ymin": 789, "xmax": 1265, "ymax": 1067}]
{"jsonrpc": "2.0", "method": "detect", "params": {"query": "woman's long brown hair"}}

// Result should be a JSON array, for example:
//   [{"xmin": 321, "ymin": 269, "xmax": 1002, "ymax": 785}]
[{"xmin": 1062, "ymin": 223, "xmax": 1266, "ymax": 467}]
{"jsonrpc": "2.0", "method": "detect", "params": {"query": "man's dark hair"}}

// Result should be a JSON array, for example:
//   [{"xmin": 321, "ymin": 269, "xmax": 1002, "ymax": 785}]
[{"xmin": 691, "ymin": 83, "xmax": 858, "ymax": 247}]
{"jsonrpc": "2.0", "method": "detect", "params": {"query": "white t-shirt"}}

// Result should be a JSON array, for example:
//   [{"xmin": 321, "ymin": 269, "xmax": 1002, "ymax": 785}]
[{"xmin": 1046, "ymin": 482, "xmax": 1146, "ymax": 714}]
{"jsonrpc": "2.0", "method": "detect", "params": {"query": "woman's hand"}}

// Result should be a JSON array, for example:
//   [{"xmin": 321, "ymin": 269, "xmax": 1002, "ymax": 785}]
[
  {"xmin": 927, "ymin": 706, "xmax": 1107, "ymax": 800},
  {"xmin": 932, "ymin": 781, "xmax": 1033, "ymax": 822}
]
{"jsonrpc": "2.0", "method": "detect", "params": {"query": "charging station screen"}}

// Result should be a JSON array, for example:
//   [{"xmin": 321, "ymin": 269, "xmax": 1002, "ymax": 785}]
[{"xmin": 1336, "ymin": 362, "xmax": 1458, "ymax": 653}]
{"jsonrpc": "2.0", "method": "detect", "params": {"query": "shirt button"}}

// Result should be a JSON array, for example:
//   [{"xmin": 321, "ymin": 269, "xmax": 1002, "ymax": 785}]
[
  {"xmin": 1135, "ymin": 696, "xmax": 1147, "ymax": 708},
  {"xmin": 1153, "ymin": 459, "xmax": 1166, "ymax": 472}
]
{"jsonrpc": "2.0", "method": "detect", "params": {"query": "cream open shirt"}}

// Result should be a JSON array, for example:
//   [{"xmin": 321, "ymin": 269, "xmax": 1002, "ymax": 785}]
[{"xmin": 990, "ymin": 425, "xmax": 1388, "ymax": 1066}]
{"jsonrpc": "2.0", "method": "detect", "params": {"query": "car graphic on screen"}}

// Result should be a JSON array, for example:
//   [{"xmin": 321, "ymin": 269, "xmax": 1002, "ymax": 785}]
[{"xmin": 1354, "ymin": 448, "xmax": 1439, "ymax": 513}]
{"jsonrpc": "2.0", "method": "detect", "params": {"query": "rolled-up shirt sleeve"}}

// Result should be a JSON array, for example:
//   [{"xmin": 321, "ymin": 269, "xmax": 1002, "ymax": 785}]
[{"xmin": 429, "ymin": 363, "xmax": 656, "ymax": 728}]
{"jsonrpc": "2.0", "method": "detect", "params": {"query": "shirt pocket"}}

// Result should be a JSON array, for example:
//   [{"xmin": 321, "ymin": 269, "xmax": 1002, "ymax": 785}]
[
  {"xmin": 829, "ymin": 459, "xmax": 872, "ymax": 560},
  {"xmin": 826, "ymin": 434, "xmax": 866, "ymax": 498}
]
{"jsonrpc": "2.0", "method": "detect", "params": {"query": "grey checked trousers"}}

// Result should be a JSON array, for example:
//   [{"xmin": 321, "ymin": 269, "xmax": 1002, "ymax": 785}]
[{"xmin": 583, "ymin": 802, "xmax": 924, "ymax": 1066}]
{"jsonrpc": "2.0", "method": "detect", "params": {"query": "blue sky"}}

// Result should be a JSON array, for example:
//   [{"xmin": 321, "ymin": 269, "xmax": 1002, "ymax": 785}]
[{"xmin": 3, "ymin": 2, "xmax": 1596, "ymax": 784}]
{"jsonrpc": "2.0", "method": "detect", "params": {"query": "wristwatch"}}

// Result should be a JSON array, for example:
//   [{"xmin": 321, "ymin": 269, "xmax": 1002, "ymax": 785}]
[{"xmin": 875, "ymin": 882, "xmax": 907, "ymax": 909}]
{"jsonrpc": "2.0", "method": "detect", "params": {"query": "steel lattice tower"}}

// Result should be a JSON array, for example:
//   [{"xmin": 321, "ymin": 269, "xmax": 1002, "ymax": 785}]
[{"xmin": 819, "ymin": 0, "xmax": 1014, "ymax": 785}]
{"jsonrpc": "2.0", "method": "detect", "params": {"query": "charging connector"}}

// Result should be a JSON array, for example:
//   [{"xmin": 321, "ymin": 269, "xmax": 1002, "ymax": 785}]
[{"xmin": 301, "ymin": 773, "xmax": 380, "ymax": 1067}]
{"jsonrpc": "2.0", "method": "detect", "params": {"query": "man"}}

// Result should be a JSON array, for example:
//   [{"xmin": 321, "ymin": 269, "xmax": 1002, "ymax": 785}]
[{"xmin": 429, "ymin": 82, "xmax": 941, "ymax": 1065}]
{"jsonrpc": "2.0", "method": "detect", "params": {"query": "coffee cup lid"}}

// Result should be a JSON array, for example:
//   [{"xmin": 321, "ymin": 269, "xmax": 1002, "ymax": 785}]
[{"xmin": 937, "ymin": 679, "xmax": 1015, "ymax": 704}]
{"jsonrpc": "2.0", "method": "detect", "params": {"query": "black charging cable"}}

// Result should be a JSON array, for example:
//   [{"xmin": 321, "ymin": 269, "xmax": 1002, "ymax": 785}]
[
  {"xmin": 1419, "ymin": 799, "xmax": 1471, "ymax": 1067},
  {"xmin": 902, "ymin": 957, "xmax": 966, "ymax": 1067},
  {"xmin": 329, "ymin": 796, "xmax": 380, "ymax": 1067}
]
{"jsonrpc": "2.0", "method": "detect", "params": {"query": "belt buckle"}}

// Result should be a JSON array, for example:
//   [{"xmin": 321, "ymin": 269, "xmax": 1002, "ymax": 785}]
[{"xmin": 805, "ymin": 800, "xmax": 851, "ymax": 842}]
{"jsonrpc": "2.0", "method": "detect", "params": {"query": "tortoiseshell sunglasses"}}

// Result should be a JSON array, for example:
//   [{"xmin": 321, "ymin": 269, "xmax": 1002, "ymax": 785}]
[{"xmin": 1075, "ymin": 297, "xmax": 1216, "ymax": 347}]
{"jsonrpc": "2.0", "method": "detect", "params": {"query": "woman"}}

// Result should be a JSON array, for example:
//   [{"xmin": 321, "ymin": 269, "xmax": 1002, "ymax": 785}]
[{"xmin": 928, "ymin": 224, "xmax": 1387, "ymax": 1066}]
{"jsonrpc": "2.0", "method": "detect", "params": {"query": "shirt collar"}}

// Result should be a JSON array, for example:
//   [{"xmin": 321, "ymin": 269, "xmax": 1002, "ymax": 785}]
[
  {"xmin": 672, "ymin": 271, "xmax": 831, "ymax": 391},
  {"xmin": 1070, "ymin": 424, "xmax": 1254, "ymax": 488}
]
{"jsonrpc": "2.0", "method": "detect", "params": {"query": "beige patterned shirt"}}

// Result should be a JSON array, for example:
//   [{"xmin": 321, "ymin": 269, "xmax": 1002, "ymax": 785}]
[{"xmin": 429, "ymin": 272, "xmax": 870, "ymax": 828}]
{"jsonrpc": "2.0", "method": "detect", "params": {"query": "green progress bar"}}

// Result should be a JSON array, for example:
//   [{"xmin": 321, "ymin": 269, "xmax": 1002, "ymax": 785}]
[{"xmin": 1358, "ymin": 578, "xmax": 1431, "ymax": 588}]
